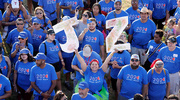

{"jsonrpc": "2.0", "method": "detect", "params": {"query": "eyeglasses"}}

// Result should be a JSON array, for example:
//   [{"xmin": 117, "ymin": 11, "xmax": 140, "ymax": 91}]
[
  {"xmin": 17, "ymin": 23, "xmax": 24, "ymax": 25},
  {"xmin": 36, "ymin": 12, "xmax": 42, "ymax": 15},
  {"xmin": 33, "ymin": 23, "xmax": 39, "ymax": 25},
  {"xmin": 18, "ymin": 38, "xmax": 24, "ymax": 40},
  {"xmin": 131, "ymin": 1, "xmax": 138, "ymax": 4},
  {"xmin": 115, "ymin": 3, "xmax": 121, "ymax": 6},
  {"xmin": 82, "ymin": 14, "xmax": 88, "ymax": 18},
  {"xmin": 131, "ymin": 59, "xmax": 138, "ymax": 62}
]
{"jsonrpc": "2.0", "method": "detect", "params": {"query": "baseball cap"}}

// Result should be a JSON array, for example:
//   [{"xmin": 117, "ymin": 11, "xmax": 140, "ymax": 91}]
[
  {"xmin": 33, "ymin": 18, "xmax": 41, "ymax": 24},
  {"xmin": 34, "ymin": 53, "xmax": 46, "ymax": 60},
  {"xmin": 131, "ymin": 54, "xmax": 139, "ymax": 60},
  {"xmin": 83, "ymin": 45, "xmax": 92, "ymax": 57},
  {"xmin": 62, "ymin": 16, "xmax": 70, "ymax": 21},
  {"xmin": 11, "ymin": 0, "xmax": 19, "ymax": 9},
  {"xmin": 78, "ymin": 81, "xmax": 89, "ymax": 89},
  {"xmin": 20, "ymin": 48, "xmax": 30, "ymax": 54},
  {"xmin": 114, "ymin": 0, "xmax": 122, "ymax": 3},
  {"xmin": 18, "ymin": 31, "xmax": 28, "ymax": 39},
  {"xmin": 155, "ymin": 60, "xmax": 164, "ymax": 68},
  {"xmin": 47, "ymin": 29, "xmax": 55, "ymax": 35},
  {"xmin": 167, "ymin": 36, "xmax": 177, "ymax": 43},
  {"xmin": 87, "ymin": 19, "xmax": 92, "ymax": 24}
]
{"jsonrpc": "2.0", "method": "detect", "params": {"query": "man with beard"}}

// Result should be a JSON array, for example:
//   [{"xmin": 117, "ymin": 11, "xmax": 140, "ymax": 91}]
[
  {"xmin": 30, "ymin": 53, "xmax": 57, "ymax": 100},
  {"xmin": 117, "ymin": 54, "xmax": 148, "ymax": 100},
  {"xmin": 71, "ymin": 81, "xmax": 97, "ymax": 100}
]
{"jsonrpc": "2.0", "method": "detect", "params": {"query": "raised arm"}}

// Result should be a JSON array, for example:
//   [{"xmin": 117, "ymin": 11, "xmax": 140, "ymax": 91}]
[{"xmin": 74, "ymin": 49, "xmax": 87, "ymax": 72}]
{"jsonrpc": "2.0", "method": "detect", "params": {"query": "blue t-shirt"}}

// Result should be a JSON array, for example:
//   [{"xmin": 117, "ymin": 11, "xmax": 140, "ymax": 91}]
[
  {"xmin": 129, "ymin": 19, "xmax": 156, "ymax": 49},
  {"xmin": 174, "ymin": 7, "xmax": 180, "ymax": 24},
  {"xmin": 147, "ymin": 40, "xmax": 166, "ymax": 63},
  {"xmin": 55, "ymin": 30, "xmax": 74, "ymax": 58},
  {"xmin": 106, "ymin": 10, "xmax": 130, "ymax": 24},
  {"xmin": 39, "ymin": 39, "xmax": 61, "ymax": 63},
  {"xmin": 84, "ymin": 67, "xmax": 105, "ymax": 93},
  {"xmin": 31, "ymin": 16, "xmax": 52, "ymax": 30},
  {"xmin": 176, "ymin": 35, "xmax": 180, "ymax": 46},
  {"xmin": 15, "ymin": 61, "xmax": 36, "ymax": 91},
  {"xmin": 93, "ymin": 14, "xmax": 106, "ymax": 32},
  {"xmin": 152, "ymin": 0, "xmax": 168, "ymax": 19},
  {"xmin": 72, "ymin": 51, "xmax": 102, "ymax": 80},
  {"xmin": 117, "ymin": 65, "xmax": 148, "ymax": 99},
  {"xmin": 6, "ymin": 28, "xmax": 33, "ymax": 45},
  {"xmin": 0, "ymin": 74, "xmax": 11, "ymax": 100},
  {"xmin": 167, "ymin": 0, "xmax": 177, "ymax": 11},
  {"xmin": 0, "ymin": 0, "xmax": 7, "ymax": 9},
  {"xmin": 11, "ymin": 42, "xmax": 34, "ymax": 64},
  {"xmin": 71, "ymin": 93, "xmax": 97, "ymax": 100},
  {"xmin": 138, "ymin": 0, "xmax": 153, "ymax": 10},
  {"xmin": 38, "ymin": 0, "xmax": 58, "ymax": 21},
  {"xmin": 60, "ymin": 0, "xmax": 84, "ymax": 17},
  {"xmin": 2, "ymin": 10, "xmax": 29, "ymax": 33},
  {"xmin": 81, "ymin": 30, "xmax": 104, "ymax": 54},
  {"xmin": 30, "ymin": 63, "xmax": 57, "ymax": 96},
  {"xmin": 126, "ymin": 7, "xmax": 141, "ymax": 24},
  {"xmin": 157, "ymin": 46, "xmax": 180, "ymax": 73},
  {"xmin": 147, "ymin": 68, "xmax": 170, "ymax": 100},
  {"xmin": 0, "ymin": 56, "xmax": 8, "ymax": 76},
  {"xmin": 99, "ymin": 0, "xmax": 114, "ymax": 14},
  {"xmin": 32, "ymin": 29, "xmax": 46, "ymax": 52},
  {"xmin": 109, "ymin": 51, "xmax": 130, "ymax": 79}
]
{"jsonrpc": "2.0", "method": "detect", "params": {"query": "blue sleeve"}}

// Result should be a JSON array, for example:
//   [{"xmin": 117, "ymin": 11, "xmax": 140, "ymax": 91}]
[
  {"xmin": 157, "ymin": 49, "xmax": 162, "ymax": 59},
  {"xmin": 117, "ymin": 67, "xmax": 124, "ymax": 79},
  {"xmin": 2, "ymin": 11, "xmax": 6, "ymax": 19},
  {"xmin": 28, "ymin": 44, "xmax": 34, "ymax": 55},
  {"xmin": 84, "ymin": 66, "xmax": 90, "ymax": 75},
  {"xmin": 5, "ymin": 78, "xmax": 11, "ymax": 91},
  {"xmin": 51, "ymin": 66, "xmax": 58, "ymax": 80},
  {"xmin": 56, "ymin": 40, "xmax": 61, "ymax": 51},
  {"xmin": 0, "ymin": 11, "xmax": 2, "ymax": 21},
  {"xmin": 6, "ymin": 31, "xmax": 12, "ymax": 44},
  {"xmin": 39, "ymin": 42, "xmax": 45, "ymax": 53},
  {"xmin": 79, "ymin": 0, "xmax": 84, "ymax": 7},
  {"xmin": 30, "ymin": 67, "xmax": 35, "ymax": 82},
  {"xmin": 147, "ymin": 69, "xmax": 152, "ymax": 83},
  {"xmin": 99, "ymin": 68, "xmax": 105, "ymax": 75},
  {"xmin": 59, "ymin": 0, "xmax": 64, "ymax": 6},
  {"xmin": 11, "ymin": 43, "xmax": 17, "ymax": 54},
  {"xmin": 142, "ymin": 70, "xmax": 148, "ymax": 85},
  {"xmin": 129, "ymin": 23, "xmax": 134, "ymax": 35},
  {"xmin": 99, "ymin": 32, "xmax": 104, "ymax": 45},
  {"xmin": 165, "ymin": 69, "xmax": 170, "ymax": 83},
  {"xmin": 124, "ymin": 53, "xmax": 130, "ymax": 64},
  {"xmin": 38, "ymin": 0, "xmax": 43, "ymax": 6},
  {"xmin": 26, "ymin": 30, "xmax": 33, "ymax": 44},
  {"xmin": 148, "ymin": 0, "xmax": 153, "ymax": 11}
]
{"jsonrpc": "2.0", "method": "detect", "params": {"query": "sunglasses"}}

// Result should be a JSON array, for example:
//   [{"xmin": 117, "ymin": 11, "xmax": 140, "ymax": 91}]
[
  {"xmin": 33, "ymin": 23, "xmax": 39, "ymax": 25},
  {"xmin": 131, "ymin": 59, "xmax": 139, "ymax": 62},
  {"xmin": 36, "ymin": 12, "xmax": 42, "ymax": 15},
  {"xmin": 17, "ymin": 23, "xmax": 24, "ymax": 25},
  {"xmin": 82, "ymin": 14, "xmax": 88, "ymax": 18},
  {"xmin": 18, "ymin": 38, "xmax": 24, "ymax": 40},
  {"xmin": 131, "ymin": 1, "xmax": 138, "ymax": 4}
]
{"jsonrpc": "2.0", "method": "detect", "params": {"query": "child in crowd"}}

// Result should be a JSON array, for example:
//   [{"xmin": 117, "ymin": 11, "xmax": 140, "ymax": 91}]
[{"xmin": 164, "ymin": 18, "xmax": 176, "ymax": 41}]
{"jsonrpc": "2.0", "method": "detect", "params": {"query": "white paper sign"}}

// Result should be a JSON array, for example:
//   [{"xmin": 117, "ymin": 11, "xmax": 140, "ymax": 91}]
[{"xmin": 113, "ymin": 43, "xmax": 130, "ymax": 51}]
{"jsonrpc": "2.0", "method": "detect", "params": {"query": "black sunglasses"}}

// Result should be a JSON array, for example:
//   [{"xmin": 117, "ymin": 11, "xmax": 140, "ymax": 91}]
[
  {"xmin": 17, "ymin": 23, "xmax": 24, "ymax": 25},
  {"xmin": 82, "ymin": 14, "xmax": 88, "ymax": 17},
  {"xmin": 33, "ymin": 23, "xmax": 39, "ymax": 25},
  {"xmin": 131, "ymin": 59, "xmax": 139, "ymax": 62},
  {"xmin": 36, "ymin": 12, "xmax": 42, "ymax": 15},
  {"xmin": 18, "ymin": 38, "xmax": 24, "ymax": 40}
]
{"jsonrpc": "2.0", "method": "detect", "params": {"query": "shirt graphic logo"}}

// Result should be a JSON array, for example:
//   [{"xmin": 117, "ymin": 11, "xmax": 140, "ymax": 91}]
[
  {"xmin": 85, "ymin": 36, "xmax": 97, "ymax": 43},
  {"xmin": 126, "ymin": 74, "xmax": 140, "ymax": 82},
  {"xmin": 89, "ymin": 76, "xmax": 101, "ymax": 83},
  {"xmin": 156, "ymin": 3, "xmax": 166, "ymax": 9},
  {"xmin": 163, "ymin": 55, "xmax": 176, "ymax": 63},
  {"xmin": 17, "ymin": 67, "xmax": 30, "ymax": 75},
  {"xmin": 153, "ymin": 77, "xmax": 166, "ymax": 84},
  {"xmin": 136, "ymin": 27, "xmax": 148, "ymax": 33},
  {"xmin": 47, "ymin": 0, "xmax": 56, "ymax": 4},
  {"xmin": 36, "ymin": 74, "xmax": 49, "ymax": 80}
]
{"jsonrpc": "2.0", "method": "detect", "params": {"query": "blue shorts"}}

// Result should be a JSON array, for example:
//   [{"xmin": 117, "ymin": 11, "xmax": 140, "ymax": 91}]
[{"xmin": 63, "ymin": 56, "xmax": 74, "ymax": 72}]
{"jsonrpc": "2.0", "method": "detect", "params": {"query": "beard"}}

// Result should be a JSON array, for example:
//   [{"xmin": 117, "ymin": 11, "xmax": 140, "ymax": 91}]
[
  {"xmin": 89, "ymin": 28, "xmax": 95, "ymax": 31},
  {"xmin": 131, "ymin": 64, "xmax": 139, "ymax": 69}
]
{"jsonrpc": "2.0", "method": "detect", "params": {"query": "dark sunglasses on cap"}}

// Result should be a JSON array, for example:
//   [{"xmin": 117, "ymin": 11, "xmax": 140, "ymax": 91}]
[
  {"xmin": 131, "ymin": 59, "xmax": 138, "ymax": 62},
  {"xmin": 18, "ymin": 38, "xmax": 24, "ymax": 40},
  {"xmin": 36, "ymin": 12, "xmax": 42, "ymax": 15},
  {"xmin": 82, "ymin": 14, "xmax": 88, "ymax": 17},
  {"xmin": 33, "ymin": 23, "xmax": 39, "ymax": 25},
  {"xmin": 17, "ymin": 23, "xmax": 24, "ymax": 25}
]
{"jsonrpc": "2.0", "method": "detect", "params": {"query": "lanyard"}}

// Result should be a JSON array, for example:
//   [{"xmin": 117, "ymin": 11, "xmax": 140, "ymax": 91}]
[{"xmin": 84, "ymin": 56, "xmax": 91, "ymax": 65}]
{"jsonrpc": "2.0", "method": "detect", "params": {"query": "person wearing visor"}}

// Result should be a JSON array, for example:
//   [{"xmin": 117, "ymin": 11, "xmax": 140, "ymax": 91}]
[
  {"xmin": 71, "ymin": 81, "xmax": 96, "ymax": 100},
  {"xmin": 117, "ymin": 54, "xmax": 148, "ymax": 100},
  {"xmin": 11, "ymin": 31, "xmax": 33, "ymax": 65},
  {"xmin": 39, "ymin": 29, "xmax": 65, "ymax": 90},
  {"xmin": 147, "ymin": 60, "xmax": 170, "ymax": 100},
  {"xmin": 13, "ymin": 48, "xmax": 36, "ymax": 100},
  {"xmin": 157, "ymin": 36, "xmax": 180, "ymax": 95},
  {"xmin": 30, "ymin": 53, "xmax": 57, "ymax": 100}
]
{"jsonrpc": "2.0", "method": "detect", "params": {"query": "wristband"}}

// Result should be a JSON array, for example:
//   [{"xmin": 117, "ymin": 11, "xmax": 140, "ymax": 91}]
[
  {"xmin": 61, "ymin": 59, "xmax": 64, "ymax": 62},
  {"xmin": 40, "ymin": 91, "xmax": 42, "ymax": 95}
]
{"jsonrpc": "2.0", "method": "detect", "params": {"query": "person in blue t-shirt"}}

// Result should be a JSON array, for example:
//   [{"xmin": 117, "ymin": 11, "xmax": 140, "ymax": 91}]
[
  {"xmin": 151, "ymin": 0, "xmax": 169, "ymax": 29},
  {"xmin": 78, "ymin": 18, "xmax": 105, "ymax": 61},
  {"xmin": 167, "ymin": 0, "xmax": 177, "ymax": 17},
  {"xmin": 0, "ymin": 73, "xmax": 11, "ymax": 100},
  {"xmin": 92, "ymin": 3, "xmax": 106, "ymax": 33},
  {"xmin": 128, "ymin": 7, "xmax": 156, "ymax": 65},
  {"xmin": 11, "ymin": 31, "xmax": 33, "ymax": 65},
  {"xmin": 0, "ymin": 0, "xmax": 7, "ymax": 13},
  {"xmin": 147, "ymin": 60, "xmax": 170, "ymax": 100},
  {"xmin": 6, "ymin": 18, "xmax": 33, "ymax": 49},
  {"xmin": 143, "ymin": 29, "xmax": 166, "ymax": 71},
  {"xmin": 14, "ymin": 48, "xmax": 36, "ymax": 100},
  {"xmin": 74, "ymin": 48, "xmax": 117, "ymax": 100},
  {"xmin": 39, "ymin": 29, "xmax": 65, "ymax": 90},
  {"xmin": 31, "ymin": 18, "xmax": 46, "ymax": 56},
  {"xmin": 30, "ymin": 53, "xmax": 57, "ymax": 100},
  {"xmin": 157, "ymin": 36, "xmax": 180, "ymax": 95},
  {"xmin": 126, "ymin": 0, "xmax": 140, "ymax": 24},
  {"xmin": 0, "ymin": 47, "xmax": 11, "ymax": 78},
  {"xmin": 108, "ymin": 39, "xmax": 130, "ymax": 100},
  {"xmin": 71, "ymin": 81, "xmax": 97, "ymax": 100},
  {"xmin": 99, "ymin": 0, "xmax": 114, "ymax": 16},
  {"xmin": 60, "ymin": 0, "xmax": 84, "ymax": 18},
  {"xmin": 117, "ymin": 54, "xmax": 148, "ymax": 100},
  {"xmin": 138, "ymin": 0, "xmax": 153, "ymax": 10},
  {"xmin": 174, "ymin": 0, "xmax": 180, "ymax": 24}
]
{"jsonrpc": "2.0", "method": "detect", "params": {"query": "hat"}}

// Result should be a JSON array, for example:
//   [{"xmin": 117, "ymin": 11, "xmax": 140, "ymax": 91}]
[
  {"xmin": 34, "ymin": 53, "xmax": 46, "ymax": 60},
  {"xmin": 167, "ymin": 36, "xmax": 177, "ymax": 43},
  {"xmin": 78, "ymin": 81, "xmax": 89, "ymax": 89},
  {"xmin": 83, "ymin": 45, "xmax": 92, "ymax": 57},
  {"xmin": 87, "ymin": 19, "xmax": 92, "ymax": 24},
  {"xmin": 155, "ymin": 60, "xmax": 164, "ymax": 68},
  {"xmin": 131, "ymin": 54, "xmax": 139, "ymax": 60},
  {"xmin": 20, "ymin": 48, "xmax": 30, "ymax": 54},
  {"xmin": 139, "ymin": 7, "xmax": 152, "ymax": 15},
  {"xmin": 18, "ymin": 31, "xmax": 28, "ymax": 39},
  {"xmin": 47, "ymin": 29, "xmax": 55, "ymax": 35},
  {"xmin": 62, "ymin": 16, "xmax": 70, "ymax": 21},
  {"xmin": 11, "ymin": 0, "xmax": 19, "ymax": 9},
  {"xmin": 33, "ymin": 18, "xmax": 41, "ymax": 24},
  {"xmin": 114, "ymin": 0, "xmax": 122, "ymax": 3}
]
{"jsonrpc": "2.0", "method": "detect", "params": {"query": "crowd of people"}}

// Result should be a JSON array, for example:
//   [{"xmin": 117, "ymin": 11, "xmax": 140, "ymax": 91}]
[{"xmin": 0, "ymin": 0, "xmax": 180, "ymax": 100}]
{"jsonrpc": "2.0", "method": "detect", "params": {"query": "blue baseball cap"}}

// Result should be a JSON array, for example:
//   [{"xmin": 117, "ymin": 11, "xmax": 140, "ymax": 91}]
[
  {"xmin": 33, "ymin": 18, "xmax": 41, "ymax": 24},
  {"xmin": 20, "ymin": 48, "xmax": 30, "ymax": 54},
  {"xmin": 78, "ymin": 81, "xmax": 89, "ymax": 89},
  {"xmin": 87, "ymin": 19, "xmax": 92, "ymax": 24},
  {"xmin": 114, "ymin": 0, "xmax": 122, "ymax": 3},
  {"xmin": 18, "ymin": 31, "xmax": 28, "ymax": 39},
  {"xmin": 34, "ymin": 53, "xmax": 46, "ymax": 60}
]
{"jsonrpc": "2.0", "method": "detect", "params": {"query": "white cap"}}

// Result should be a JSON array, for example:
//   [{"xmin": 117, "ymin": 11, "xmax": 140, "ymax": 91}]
[
  {"xmin": 11, "ymin": 0, "xmax": 19, "ymax": 9},
  {"xmin": 131, "ymin": 54, "xmax": 140, "ymax": 60},
  {"xmin": 83, "ymin": 46, "xmax": 92, "ymax": 57}
]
